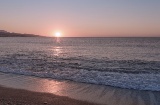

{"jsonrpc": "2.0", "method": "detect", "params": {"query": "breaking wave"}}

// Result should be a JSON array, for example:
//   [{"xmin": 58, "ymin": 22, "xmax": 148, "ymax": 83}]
[{"xmin": 0, "ymin": 52, "xmax": 160, "ymax": 91}]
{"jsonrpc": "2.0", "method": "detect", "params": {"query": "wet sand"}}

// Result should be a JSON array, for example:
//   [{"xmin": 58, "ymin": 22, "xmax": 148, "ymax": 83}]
[
  {"xmin": 0, "ymin": 72, "xmax": 160, "ymax": 105},
  {"xmin": 0, "ymin": 86, "xmax": 98, "ymax": 105}
]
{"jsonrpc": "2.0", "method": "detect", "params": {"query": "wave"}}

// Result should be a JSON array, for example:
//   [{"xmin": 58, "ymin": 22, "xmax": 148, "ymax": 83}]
[
  {"xmin": 0, "ymin": 66, "xmax": 160, "ymax": 91},
  {"xmin": 0, "ymin": 53, "xmax": 160, "ymax": 91}
]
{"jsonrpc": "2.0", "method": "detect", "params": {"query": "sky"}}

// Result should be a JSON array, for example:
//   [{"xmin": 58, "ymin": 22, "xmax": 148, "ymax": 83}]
[{"xmin": 0, "ymin": 0, "xmax": 160, "ymax": 37}]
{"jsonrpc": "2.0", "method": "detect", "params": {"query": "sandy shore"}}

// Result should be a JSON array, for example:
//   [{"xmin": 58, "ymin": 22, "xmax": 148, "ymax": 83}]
[
  {"xmin": 0, "ymin": 72, "xmax": 160, "ymax": 105},
  {"xmin": 0, "ymin": 86, "xmax": 99, "ymax": 105}
]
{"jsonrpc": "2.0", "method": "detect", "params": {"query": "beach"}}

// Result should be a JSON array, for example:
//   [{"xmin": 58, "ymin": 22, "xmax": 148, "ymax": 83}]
[
  {"xmin": 1, "ymin": 0, "xmax": 160, "ymax": 104},
  {"xmin": 0, "ymin": 72, "xmax": 160, "ymax": 105},
  {"xmin": 0, "ymin": 37, "xmax": 160, "ymax": 105},
  {"xmin": 0, "ymin": 86, "xmax": 98, "ymax": 105}
]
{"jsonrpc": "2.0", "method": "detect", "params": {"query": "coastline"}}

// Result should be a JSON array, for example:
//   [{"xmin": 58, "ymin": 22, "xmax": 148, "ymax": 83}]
[
  {"xmin": 0, "ymin": 72, "xmax": 160, "ymax": 105},
  {"xmin": 0, "ymin": 86, "xmax": 98, "ymax": 105}
]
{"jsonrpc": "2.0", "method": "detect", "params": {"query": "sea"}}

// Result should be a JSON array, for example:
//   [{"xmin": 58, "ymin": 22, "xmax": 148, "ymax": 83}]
[{"xmin": 0, "ymin": 37, "xmax": 160, "ymax": 91}]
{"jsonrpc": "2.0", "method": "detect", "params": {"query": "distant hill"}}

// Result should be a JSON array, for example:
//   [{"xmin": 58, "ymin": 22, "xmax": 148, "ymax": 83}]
[
  {"xmin": 0, "ymin": 30, "xmax": 8, "ymax": 33},
  {"xmin": 0, "ymin": 30, "xmax": 41, "ymax": 37}
]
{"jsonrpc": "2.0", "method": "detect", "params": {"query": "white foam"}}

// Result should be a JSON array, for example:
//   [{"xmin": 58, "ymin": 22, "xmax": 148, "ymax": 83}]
[{"xmin": 0, "ymin": 67, "xmax": 160, "ymax": 91}]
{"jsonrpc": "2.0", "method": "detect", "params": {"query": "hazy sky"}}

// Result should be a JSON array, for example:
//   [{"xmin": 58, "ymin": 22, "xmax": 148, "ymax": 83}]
[{"xmin": 0, "ymin": 0, "xmax": 160, "ymax": 37}]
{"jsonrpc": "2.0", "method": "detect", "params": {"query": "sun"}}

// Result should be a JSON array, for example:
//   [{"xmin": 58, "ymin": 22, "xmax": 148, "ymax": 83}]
[{"xmin": 55, "ymin": 32, "xmax": 62, "ymax": 37}]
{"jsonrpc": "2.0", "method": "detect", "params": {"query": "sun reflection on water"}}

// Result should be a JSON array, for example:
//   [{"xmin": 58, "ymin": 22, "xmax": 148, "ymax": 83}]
[
  {"xmin": 40, "ymin": 79, "xmax": 66, "ymax": 94},
  {"xmin": 53, "ymin": 46, "xmax": 62, "ymax": 56},
  {"xmin": 55, "ymin": 37, "xmax": 61, "ymax": 43}
]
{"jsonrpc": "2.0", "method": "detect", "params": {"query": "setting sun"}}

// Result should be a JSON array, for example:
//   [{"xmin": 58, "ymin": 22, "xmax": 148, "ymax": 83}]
[{"xmin": 55, "ymin": 32, "xmax": 62, "ymax": 37}]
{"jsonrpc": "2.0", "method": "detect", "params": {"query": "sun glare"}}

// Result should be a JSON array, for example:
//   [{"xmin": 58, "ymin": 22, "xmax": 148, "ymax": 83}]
[{"xmin": 55, "ymin": 32, "xmax": 62, "ymax": 37}]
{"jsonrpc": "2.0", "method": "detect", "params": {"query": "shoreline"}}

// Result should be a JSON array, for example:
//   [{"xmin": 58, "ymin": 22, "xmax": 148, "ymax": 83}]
[
  {"xmin": 0, "ymin": 86, "xmax": 98, "ymax": 105},
  {"xmin": 0, "ymin": 72, "xmax": 160, "ymax": 105}
]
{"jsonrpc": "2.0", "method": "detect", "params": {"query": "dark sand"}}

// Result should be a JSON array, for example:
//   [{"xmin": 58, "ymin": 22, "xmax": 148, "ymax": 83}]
[{"xmin": 0, "ymin": 86, "xmax": 99, "ymax": 105}]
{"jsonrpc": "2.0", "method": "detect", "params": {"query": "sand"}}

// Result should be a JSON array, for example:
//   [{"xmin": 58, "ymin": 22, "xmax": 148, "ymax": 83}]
[
  {"xmin": 0, "ymin": 72, "xmax": 160, "ymax": 105},
  {"xmin": 0, "ymin": 86, "xmax": 99, "ymax": 105}
]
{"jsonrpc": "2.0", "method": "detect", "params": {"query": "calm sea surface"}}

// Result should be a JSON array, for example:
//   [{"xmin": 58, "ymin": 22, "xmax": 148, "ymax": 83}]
[{"xmin": 0, "ymin": 37, "xmax": 160, "ymax": 91}]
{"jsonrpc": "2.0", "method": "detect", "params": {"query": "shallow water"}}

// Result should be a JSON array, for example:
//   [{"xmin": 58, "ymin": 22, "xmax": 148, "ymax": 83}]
[
  {"xmin": 0, "ymin": 72, "xmax": 160, "ymax": 105},
  {"xmin": 0, "ymin": 37, "xmax": 160, "ymax": 91}
]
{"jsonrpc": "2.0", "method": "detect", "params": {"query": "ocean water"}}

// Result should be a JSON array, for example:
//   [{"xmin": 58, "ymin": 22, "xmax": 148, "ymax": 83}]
[{"xmin": 0, "ymin": 37, "xmax": 160, "ymax": 91}]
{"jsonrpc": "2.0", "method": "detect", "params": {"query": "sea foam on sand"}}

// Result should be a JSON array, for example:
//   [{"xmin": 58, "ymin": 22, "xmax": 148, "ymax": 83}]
[{"xmin": 0, "ymin": 72, "xmax": 160, "ymax": 105}]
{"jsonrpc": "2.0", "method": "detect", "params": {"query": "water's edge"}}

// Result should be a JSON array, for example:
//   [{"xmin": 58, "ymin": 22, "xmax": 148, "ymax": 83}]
[{"xmin": 0, "ymin": 72, "xmax": 160, "ymax": 105}]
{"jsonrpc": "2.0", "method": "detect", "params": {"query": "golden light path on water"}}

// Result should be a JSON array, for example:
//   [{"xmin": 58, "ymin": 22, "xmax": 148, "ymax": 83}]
[{"xmin": 52, "ymin": 34, "xmax": 63, "ymax": 56}]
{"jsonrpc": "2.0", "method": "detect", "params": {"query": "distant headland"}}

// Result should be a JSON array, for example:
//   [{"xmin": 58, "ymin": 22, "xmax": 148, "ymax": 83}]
[{"xmin": 0, "ymin": 30, "xmax": 41, "ymax": 37}]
